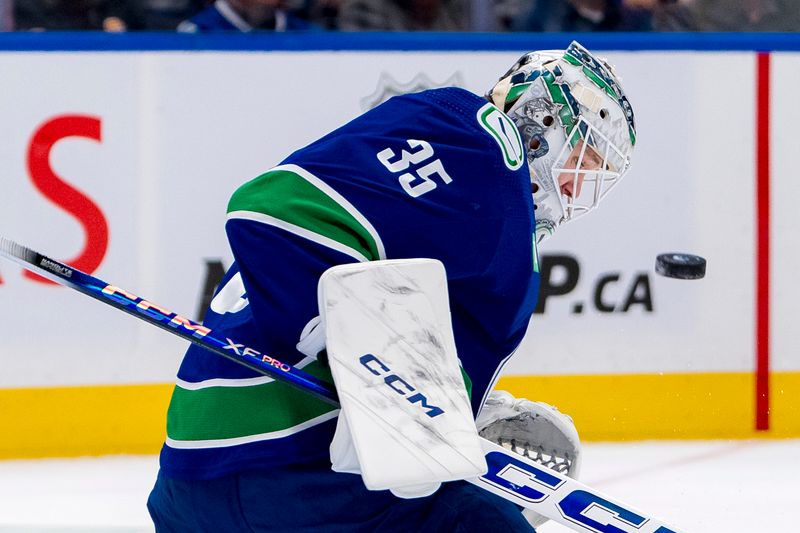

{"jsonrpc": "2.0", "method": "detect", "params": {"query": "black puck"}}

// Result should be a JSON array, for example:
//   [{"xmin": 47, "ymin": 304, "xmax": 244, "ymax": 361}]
[{"xmin": 655, "ymin": 253, "xmax": 706, "ymax": 280}]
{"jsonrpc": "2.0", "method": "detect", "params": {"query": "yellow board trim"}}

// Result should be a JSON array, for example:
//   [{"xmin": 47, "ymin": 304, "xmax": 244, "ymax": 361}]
[
  {"xmin": 497, "ymin": 371, "xmax": 800, "ymax": 440},
  {"xmin": 0, "ymin": 383, "xmax": 172, "ymax": 459},
  {"xmin": 0, "ymin": 372, "xmax": 798, "ymax": 459}
]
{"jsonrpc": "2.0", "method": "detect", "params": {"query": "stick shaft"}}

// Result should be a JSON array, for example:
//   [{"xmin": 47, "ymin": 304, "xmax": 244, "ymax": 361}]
[{"xmin": 0, "ymin": 237, "xmax": 338, "ymax": 406}]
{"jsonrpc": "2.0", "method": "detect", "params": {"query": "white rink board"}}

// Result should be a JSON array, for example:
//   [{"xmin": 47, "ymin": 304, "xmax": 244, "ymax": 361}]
[
  {"xmin": 768, "ymin": 52, "xmax": 800, "ymax": 374},
  {"xmin": 0, "ymin": 50, "xmax": 770, "ymax": 387}
]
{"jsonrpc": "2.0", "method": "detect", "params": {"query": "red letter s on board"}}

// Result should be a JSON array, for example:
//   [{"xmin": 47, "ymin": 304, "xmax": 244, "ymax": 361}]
[{"xmin": 25, "ymin": 115, "xmax": 108, "ymax": 284}]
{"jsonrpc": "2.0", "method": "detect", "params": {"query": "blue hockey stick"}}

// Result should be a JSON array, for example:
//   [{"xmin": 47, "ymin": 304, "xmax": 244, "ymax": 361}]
[
  {"xmin": 0, "ymin": 237, "xmax": 337, "ymax": 406},
  {"xmin": 0, "ymin": 236, "xmax": 684, "ymax": 533}
]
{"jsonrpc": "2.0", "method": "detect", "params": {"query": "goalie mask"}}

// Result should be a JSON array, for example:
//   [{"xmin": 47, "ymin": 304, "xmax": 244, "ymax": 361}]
[{"xmin": 487, "ymin": 41, "xmax": 636, "ymax": 243}]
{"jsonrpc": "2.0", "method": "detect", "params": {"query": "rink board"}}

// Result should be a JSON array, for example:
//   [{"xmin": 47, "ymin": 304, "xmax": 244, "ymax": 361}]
[
  {"xmin": 2, "ymin": 372, "xmax": 800, "ymax": 459},
  {"xmin": 0, "ymin": 34, "xmax": 797, "ymax": 456}
]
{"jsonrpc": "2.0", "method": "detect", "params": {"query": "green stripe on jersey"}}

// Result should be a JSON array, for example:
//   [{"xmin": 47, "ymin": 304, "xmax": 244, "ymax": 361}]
[
  {"xmin": 227, "ymin": 165, "xmax": 383, "ymax": 261},
  {"xmin": 166, "ymin": 361, "xmax": 336, "ymax": 443},
  {"xmin": 167, "ymin": 363, "xmax": 473, "ymax": 445},
  {"xmin": 460, "ymin": 365, "xmax": 473, "ymax": 399}
]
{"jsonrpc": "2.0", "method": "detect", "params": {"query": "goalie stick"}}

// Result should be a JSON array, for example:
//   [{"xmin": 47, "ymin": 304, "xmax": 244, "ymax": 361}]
[
  {"xmin": 0, "ymin": 236, "xmax": 684, "ymax": 533},
  {"xmin": 0, "ymin": 238, "xmax": 337, "ymax": 406}
]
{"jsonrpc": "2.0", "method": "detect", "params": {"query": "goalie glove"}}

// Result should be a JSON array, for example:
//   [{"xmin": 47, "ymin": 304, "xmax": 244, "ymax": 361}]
[{"xmin": 476, "ymin": 390, "xmax": 582, "ymax": 528}]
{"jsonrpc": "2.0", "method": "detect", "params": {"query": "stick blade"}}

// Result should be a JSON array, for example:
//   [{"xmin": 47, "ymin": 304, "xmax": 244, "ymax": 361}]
[
  {"xmin": 0, "ymin": 236, "xmax": 38, "ymax": 264},
  {"xmin": 0, "ymin": 236, "xmax": 77, "ymax": 284}
]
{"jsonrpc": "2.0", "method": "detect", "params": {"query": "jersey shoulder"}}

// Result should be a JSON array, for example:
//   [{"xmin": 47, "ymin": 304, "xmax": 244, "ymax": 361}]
[
  {"xmin": 318, "ymin": 87, "xmax": 527, "ymax": 181},
  {"xmin": 383, "ymin": 87, "xmax": 525, "ymax": 168}
]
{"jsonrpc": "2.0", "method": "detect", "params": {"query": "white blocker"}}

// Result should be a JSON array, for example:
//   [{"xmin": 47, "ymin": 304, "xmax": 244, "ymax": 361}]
[{"xmin": 318, "ymin": 259, "xmax": 487, "ymax": 498}]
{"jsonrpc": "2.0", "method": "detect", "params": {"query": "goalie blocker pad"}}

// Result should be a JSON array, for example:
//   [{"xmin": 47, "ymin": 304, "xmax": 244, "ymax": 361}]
[{"xmin": 319, "ymin": 259, "xmax": 487, "ymax": 493}]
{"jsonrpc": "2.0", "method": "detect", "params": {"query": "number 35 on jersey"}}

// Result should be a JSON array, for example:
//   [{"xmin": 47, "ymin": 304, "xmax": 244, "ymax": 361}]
[
  {"xmin": 377, "ymin": 139, "xmax": 454, "ymax": 198},
  {"xmin": 377, "ymin": 103, "xmax": 524, "ymax": 198}
]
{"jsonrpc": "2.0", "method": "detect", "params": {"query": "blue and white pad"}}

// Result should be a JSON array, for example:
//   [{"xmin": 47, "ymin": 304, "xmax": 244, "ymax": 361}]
[{"xmin": 318, "ymin": 259, "xmax": 487, "ymax": 496}]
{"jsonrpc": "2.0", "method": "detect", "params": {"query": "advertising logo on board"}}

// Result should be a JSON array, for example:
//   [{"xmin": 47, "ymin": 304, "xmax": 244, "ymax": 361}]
[{"xmin": 536, "ymin": 254, "xmax": 653, "ymax": 315}]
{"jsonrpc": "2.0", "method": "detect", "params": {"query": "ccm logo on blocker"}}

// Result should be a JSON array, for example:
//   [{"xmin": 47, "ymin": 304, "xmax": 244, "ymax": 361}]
[{"xmin": 359, "ymin": 353, "xmax": 444, "ymax": 418}]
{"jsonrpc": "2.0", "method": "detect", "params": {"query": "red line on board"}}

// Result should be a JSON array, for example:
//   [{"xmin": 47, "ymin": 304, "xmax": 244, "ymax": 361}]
[{"xmin": 755, "ymin": 52, "xmax": 771, "ymax": 431}]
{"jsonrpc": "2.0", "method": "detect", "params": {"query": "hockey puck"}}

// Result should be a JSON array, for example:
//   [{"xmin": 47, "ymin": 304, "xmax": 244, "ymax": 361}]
[{"xmin": 655, "ymin": 253, "xmax": 706, "ymax": 280}]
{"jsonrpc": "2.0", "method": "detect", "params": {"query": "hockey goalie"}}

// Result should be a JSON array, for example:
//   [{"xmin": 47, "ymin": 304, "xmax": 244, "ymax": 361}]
[{"xmin": 147, "ymin": 41, "xmax": 636, "ymax": 532}]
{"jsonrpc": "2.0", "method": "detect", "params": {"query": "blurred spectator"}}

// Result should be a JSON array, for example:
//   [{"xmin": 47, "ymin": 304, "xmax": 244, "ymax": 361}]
[
  {"xmin": 177, "ymin": 0, "xmax": 316, "ymax": 31},
  {"xmin": 15, "ymin": 0, "xmax": 209, "ymax": 31},
  {"xmin": 135, "ymin": 0, "xmax": 210, "ymax": 30},
  {"xmin": 338, "ymin": 0, "xmax": 469, "ymax": 31},
  {"xmin": 0, "ymin": 0, "xmax": 12, "ymax": 30},
  {"xmin": 15, "ymin": 0, "xmax": 106, "ymax": 30},
  {"xmin": 651, "ymin": 0, "xmax": 800, "ymax": 31},
  {"xmin": 101, "ymin": 0, "xmax": 145, "ymax": 31},
  {"xmin": 493, "ymin": 0, "xmax": 526, "ymax": 31},
  {"xmin": 295, "ymin": 0, "xmax": 340, "ymax": 29},
  {"xmin": 509, "ymin": 0, "xmax": 653, "ymax": 32}
]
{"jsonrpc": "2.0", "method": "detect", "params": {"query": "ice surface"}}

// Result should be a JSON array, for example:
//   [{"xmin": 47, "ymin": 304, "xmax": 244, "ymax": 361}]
[
  {"xmin": 0, "ymin": 455, "xmax": 158, "ymax": 532},
  {"xmin": 539, "ymin": 439, "xmax": 799, "ymax": 532},
  {"xmin": 0, "ymin": 440, "xmax": 796, "ymax": 532}
]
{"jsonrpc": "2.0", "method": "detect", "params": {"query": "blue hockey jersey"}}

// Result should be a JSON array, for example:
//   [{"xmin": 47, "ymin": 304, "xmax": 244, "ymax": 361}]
[{"xmin": 159, "ymin": 87, "xmax": 540, "ymax": 480}]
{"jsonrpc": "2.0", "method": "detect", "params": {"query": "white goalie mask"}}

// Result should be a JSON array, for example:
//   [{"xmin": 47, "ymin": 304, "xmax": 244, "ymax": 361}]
[{"xmin": 487, "ymin": 41, "xmax": 637, "ymax": 243}]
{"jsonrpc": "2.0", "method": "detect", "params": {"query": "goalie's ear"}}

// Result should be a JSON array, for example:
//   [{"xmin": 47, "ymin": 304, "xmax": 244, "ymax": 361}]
[{"xmin": 318, "ymin": 259, "xmax": 487, "ymax": 495}]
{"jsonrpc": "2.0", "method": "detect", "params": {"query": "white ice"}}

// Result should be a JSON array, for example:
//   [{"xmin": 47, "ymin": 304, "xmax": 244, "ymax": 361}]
[{"xmin": 0, "ymin": 440, "xmax": 797, "ymax": 532}]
